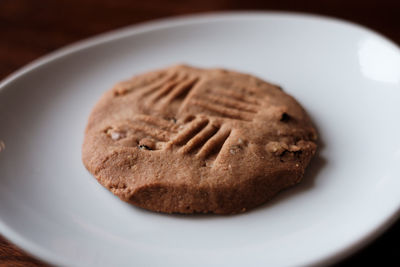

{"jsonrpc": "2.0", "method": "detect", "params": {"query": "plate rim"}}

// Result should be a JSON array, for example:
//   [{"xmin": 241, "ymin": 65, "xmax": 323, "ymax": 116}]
[{"xmin": 0, "ymin": 11, "xmax": 399, "ymax": 266}]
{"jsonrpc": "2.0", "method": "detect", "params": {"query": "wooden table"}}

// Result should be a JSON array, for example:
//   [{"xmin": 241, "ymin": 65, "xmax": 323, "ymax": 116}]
[{"xmin": 0, "ymin": 0, "xmax": 399, "ymax": 266}]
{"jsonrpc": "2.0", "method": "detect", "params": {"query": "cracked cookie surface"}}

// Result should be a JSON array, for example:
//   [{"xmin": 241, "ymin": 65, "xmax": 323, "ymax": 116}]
[{"xmin": 82, "ymin": 65, "xmax": 317, "ymax": 214}]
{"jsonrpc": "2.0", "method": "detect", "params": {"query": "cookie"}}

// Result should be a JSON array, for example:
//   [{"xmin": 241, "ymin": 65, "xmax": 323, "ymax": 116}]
[{"xmin": 82, "ymin": 65, "xmax": 317, "ymax": 214}]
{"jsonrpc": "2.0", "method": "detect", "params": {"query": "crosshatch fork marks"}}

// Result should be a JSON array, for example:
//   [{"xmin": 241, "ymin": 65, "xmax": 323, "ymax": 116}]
[
  {"xmin": 139, "ymin": 71, "xmax": 180, "ymax": 98},
  {"xmin": 114, "ymin": 71, "xmax": 172, "ymax": 96},
  {"xmin": 148, "ymin": 72, "xmax": 189, "ymax": 102},
  {"xmin": 197, "ymin": 128, "xmax": 231, "ymax": 160},
  {"xmin": 132, "ymin": 71, "xmax": 201, "ymax": 112},
  {"xmin": 197, "ymin": 94, "xmax": 259, "ymax": 113},
  {"xmin": 169, "ymin": 118, "xmax": 232, "ymax": 162},
  {"xmin": 118, "ymin": 116, "xmax": 232, "ymax": 163},
  {"xmin": 148, "ymin": 74, "xmax": 200, "ymax": 107},
  {"xmin": 190, "ymin": 99, "xmax": 255, "ymax": 121},
  {"xmin": 209, "ymin": 87, "xmax": 261, "ymax": 105},
  {"xmin": 164, "ymin": 76, "xmax": 199, "ymax": 103},
  {"xmin": 180, "ymin": 122, "xmax": 219, "ymax": 154},
  {"xmin": 171, "ymin": 118, "xmax": 209, "ymax": 146}
]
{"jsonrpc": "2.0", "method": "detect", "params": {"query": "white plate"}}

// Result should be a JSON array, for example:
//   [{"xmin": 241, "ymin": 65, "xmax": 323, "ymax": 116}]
[{"xmin": 1, "ymin": 12, "xmax": 400, "ymax": 267}]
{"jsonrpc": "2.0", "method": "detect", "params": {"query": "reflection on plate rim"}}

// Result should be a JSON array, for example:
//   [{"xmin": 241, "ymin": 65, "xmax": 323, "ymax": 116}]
[{"xmin": 0, "ymin": 11, "xmax": 399, "ymax": 266}]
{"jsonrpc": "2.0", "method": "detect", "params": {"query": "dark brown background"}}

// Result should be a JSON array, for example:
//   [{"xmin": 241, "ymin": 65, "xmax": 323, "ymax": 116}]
[{"xmin": 0, "ymin": 0, "xmax": 399, "ymax": 266}]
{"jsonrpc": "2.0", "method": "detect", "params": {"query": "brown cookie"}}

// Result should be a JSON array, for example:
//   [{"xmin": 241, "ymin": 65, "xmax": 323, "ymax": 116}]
[{"xmin": 82, "ymin": 65, "xmax": 317, "ymax": 214}]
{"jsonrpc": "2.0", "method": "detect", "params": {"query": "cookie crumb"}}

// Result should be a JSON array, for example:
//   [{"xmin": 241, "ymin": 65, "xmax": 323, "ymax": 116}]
[
  {"xmin": 138, "ymin": 144, "xmax": 152, "ymax": 150},
  {"xmin": 106, "ymin": 127, "xmax": 126, "ymax": 140},
  {"xmin": 280, "ymin": 112, "xmax": 291, "ymax": 122},
  {"xmin": 111, "ymin": 132, "xmax": 122, "ymax": 140},
  {"xmin": 229, "ymin": 145, "xmax": 242, "ymax": 155},
  {"xmin": 289, "ymin": 145, "xmax": 301, "ymax": 152}
]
